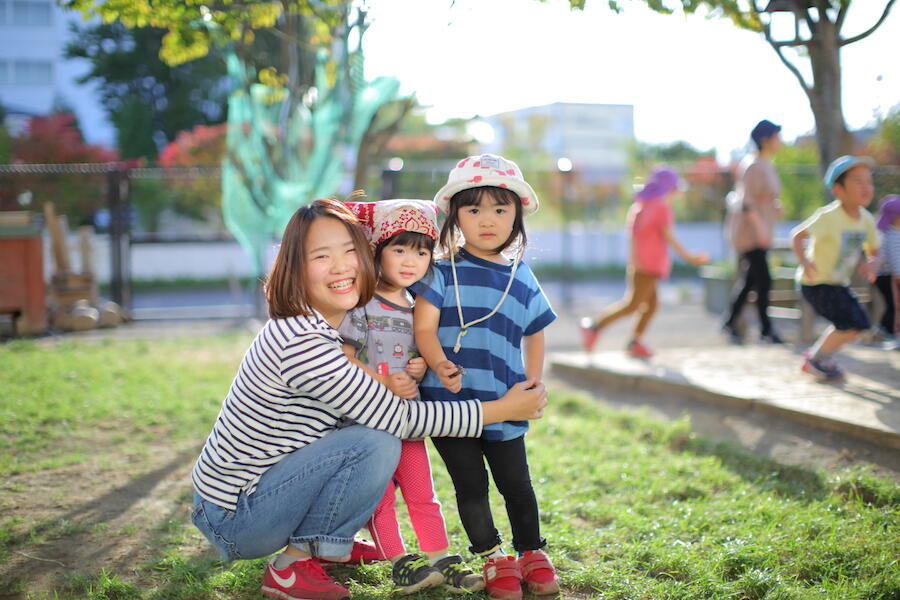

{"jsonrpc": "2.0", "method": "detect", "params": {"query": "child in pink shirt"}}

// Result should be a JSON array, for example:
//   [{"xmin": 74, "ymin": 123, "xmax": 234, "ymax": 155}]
[{"xmin": 580, "ymin": 167, "xmax": 709, "ymax": 357}]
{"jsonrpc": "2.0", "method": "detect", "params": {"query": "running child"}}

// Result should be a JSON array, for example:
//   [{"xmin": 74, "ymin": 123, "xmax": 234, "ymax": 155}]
[
  {"xmin": 791, "ymin": 155, "xmax": 880, "ymax": 379},
  {"xmin": 411, "ymin": 154, "xmax": 560, "ymax": 600},
  {"xmin": 340, "ymin": 199, "xmax": 484, "ymax": 595},
  {"xmin": 579, "ymin": 166, "xmax": 709, "ymax": 357}
]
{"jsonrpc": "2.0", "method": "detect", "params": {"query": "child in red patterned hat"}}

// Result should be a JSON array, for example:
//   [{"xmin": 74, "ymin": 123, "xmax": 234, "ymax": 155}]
[{"xmin": 340, "ymin": 198, "xmax": 485, "ymax": 595}]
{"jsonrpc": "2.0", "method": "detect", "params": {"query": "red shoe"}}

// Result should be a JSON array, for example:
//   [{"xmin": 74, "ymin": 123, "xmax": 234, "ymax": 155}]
[
  {"xmin": 627, "ymin": 340, "xmax": 653, "ymax": 359},
  {"xmin": 483, "ymin": 555, "xmax": 523, "ymax": 599},
  {"xmin": 579, "ymin": 318, "xmax": 600, "ymax": 352},
  {"xmin": 261, "ymin": 558, "xmax": 350, "ymax": 600},
  {"xmin": 519, "ymin": 550, "xmax": 560, "ymax": 595},
  {"xmin": 319, "ymin": 538, "xmax": 384, "ymax": 567}
]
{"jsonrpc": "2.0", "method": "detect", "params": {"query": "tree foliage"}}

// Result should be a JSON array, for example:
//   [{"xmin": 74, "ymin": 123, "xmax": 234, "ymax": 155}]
[
  {"xmin": 556, "ymin": 0, "xmax": 897, "ymax": 173},
  {"xmin": 65, "ymin": 22, "xmax": 229, "ymax": 161},
  {"xmin": 66, "ymin": 1, "xmax": 410, "ymax": 278},
  {"xmin": 2, "ymin": 113, "xmax": 119, "ymax": 222},
  {"xmin": 156, "ymin": 124, "xmax": 227, "ymax": 223}
]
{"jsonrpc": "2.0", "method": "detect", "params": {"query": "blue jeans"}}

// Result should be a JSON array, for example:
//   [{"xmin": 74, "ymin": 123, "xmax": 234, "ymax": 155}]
[{"xmin": 191, "ymin": 425, "xmax": 400, "ymax": 561}]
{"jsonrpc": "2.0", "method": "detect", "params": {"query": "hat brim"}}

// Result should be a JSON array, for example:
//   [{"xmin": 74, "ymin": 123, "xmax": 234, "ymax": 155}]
[
  {"xmin": 825, "ymin": 156, "xmax": 875, "ymax": 188},
  {"xmin": 434, "ymin": 176, "xmax": 539, "ymax": 216}
]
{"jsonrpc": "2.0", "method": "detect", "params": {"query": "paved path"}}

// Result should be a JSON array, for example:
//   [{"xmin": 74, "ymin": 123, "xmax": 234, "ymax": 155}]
[
  {"xmin": 544, "ymin": 286, "xmax": 900, "ymax": 451},
  {"xmin": 550, "ymin": 345, "xmax": 900, "ymax": 450}
]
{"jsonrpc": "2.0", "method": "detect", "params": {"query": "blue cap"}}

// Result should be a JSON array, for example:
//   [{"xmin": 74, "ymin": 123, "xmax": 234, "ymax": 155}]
[
  {"xmin": 750, "ymin": 119, "xmax": 781, "ymax": 148},
  {"xmin": 823, "ymin": 155, "xmax": 875, "ymax": 189}
]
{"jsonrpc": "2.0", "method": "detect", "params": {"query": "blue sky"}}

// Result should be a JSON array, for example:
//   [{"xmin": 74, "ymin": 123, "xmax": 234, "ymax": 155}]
[{"xmin": 363, "ymin": 0, "xmax": 900, "ymax": 162}]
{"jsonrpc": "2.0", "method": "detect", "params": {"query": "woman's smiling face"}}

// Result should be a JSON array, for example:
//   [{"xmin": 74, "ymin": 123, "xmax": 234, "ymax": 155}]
[{"xmin": 304, "ymin": 216, "xmax": 361, "ymax": 327}]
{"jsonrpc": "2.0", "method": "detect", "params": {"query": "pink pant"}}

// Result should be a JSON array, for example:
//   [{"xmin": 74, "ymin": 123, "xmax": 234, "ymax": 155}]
[{"xmin": 367, "ymin": 439, "xmax": 449, "ymax": 559}]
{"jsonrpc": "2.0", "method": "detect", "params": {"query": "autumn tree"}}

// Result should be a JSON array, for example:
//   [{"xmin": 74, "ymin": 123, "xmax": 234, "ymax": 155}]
[
  {"xmin": 561, "ymin": 0, "xmax": 896, "ymax": 174},
  {"xmin": 3, "ymin": 113, "xmax": 119, "ymax": 222}
]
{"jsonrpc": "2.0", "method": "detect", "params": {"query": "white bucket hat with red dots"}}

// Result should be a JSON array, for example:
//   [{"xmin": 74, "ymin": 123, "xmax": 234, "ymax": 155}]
[{"xmin": 434, "ymin": 154, "xmax": 539, "ymax": 216}]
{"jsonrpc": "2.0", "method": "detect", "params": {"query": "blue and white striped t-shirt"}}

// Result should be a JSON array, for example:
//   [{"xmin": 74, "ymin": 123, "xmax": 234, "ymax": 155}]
[
  {"xmin": 191, "ymin": 311, "xmax": 484, "ymax": 511},
  {"xmin": 410, "ymin": 248, "xmax": 556, "ymax": 441}
]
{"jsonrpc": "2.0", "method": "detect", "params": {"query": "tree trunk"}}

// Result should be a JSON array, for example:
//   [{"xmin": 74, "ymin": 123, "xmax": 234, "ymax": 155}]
[{"xmin": 805, "ymin": 17, "xmax": 855, "ymax": 175}]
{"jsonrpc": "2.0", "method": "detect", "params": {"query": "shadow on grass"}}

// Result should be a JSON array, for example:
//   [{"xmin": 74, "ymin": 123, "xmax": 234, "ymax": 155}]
[
  {"xmin": 0, "ymin": 448, "xmax": 201, "ymax": 598},
  {"xmin": 680, "ymin": 436, "xmax": 829, "ymax": 501}
]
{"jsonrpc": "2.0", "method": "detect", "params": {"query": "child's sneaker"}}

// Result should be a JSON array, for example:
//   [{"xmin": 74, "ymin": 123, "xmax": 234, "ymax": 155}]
[
  {"xmin": 483, "ymin": 555, "xmax": 523, "ymax": 599},
  {"xmin": 432, "ymin": 554, "xmax": 485, "ymax": 593},
  {"xmin": 261, "ymin": 558, "xmax": 350, "ymax": 600},
  {"xmin": 391, "ymin": 553, "xmax": 444, "ymax": 595},
  {"xmin": 627, "ymin": 340, "xmax": 654, "ymax": 359},
  {"xmin": 320, "ymin": 537, "xmax": 384, "ymax": 567},
  {"xmin": 802, "ymin": 356, "xmax": 844, "ymax": 380},
  {"xmin": 579, "ymin": 318, "xmax": 600, "ymax": 352},
  {"xmin": 518, "ymin": 550, "xmax": 560, "ymax": 595}
]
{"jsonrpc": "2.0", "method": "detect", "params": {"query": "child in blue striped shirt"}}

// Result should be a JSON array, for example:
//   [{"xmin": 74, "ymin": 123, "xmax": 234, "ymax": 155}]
[{"xmin": 412, "ymin": 154, "xmax": 559, "ymax": 600}]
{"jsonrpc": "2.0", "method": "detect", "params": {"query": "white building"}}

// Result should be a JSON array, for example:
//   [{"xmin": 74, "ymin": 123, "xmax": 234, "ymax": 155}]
[
  {"xmin": 482, "ymin": 102, "xmax": 634, "ymax": 184},
  {"xmin": 0, "ymin": 0, "xmax": 114, "ymax": 145}
]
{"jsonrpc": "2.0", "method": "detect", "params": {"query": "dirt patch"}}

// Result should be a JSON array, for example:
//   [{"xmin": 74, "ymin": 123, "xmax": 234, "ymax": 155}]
[{"xmin": 0, "ymin": 437, "xmax": 213, "ymax": 599}]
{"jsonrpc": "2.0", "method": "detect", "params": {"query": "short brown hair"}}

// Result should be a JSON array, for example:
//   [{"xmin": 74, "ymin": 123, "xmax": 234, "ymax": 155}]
[{"xmin": 265, "ymin": 198, "xmax": 376, "ymax": 319}]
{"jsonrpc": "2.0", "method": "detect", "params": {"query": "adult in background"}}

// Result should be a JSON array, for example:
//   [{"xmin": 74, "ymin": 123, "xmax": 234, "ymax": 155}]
[{"xmin": 722, "ymin": 119, "xmax": 785, "ymax": 344}]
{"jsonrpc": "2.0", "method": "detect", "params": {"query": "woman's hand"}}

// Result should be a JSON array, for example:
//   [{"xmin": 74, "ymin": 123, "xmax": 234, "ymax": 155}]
[
  {"xmin": 384, "ymin": 372, "xmax": 418, "ymax": 399},
  {"xmin": 436, "ymin": 360, "xmax": 463, "ymax": 393},
  {"xmin": 483, "ymin": 379, "xmax": 548, "ymax": 424}
]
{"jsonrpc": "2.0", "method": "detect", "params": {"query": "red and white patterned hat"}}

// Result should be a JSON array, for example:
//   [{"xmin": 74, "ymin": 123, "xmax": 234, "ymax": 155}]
[
  {"xmin": 345, "ymin": 199, "xmax": 439, "ymax": 246},
  {"xmin": 434, "ymin": 154, "xmax": 539, "ymax": 216}
]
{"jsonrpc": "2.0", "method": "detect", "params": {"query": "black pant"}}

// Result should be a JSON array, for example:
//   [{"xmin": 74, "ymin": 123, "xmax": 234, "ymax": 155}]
[
  {"xmin": 431, "ymin": 435, "xmax": 544, "ymax": 555},
  {"xmin": 875, "ymin": 274, "xmax": 896, "ymax": 333},
  {"xmin": 725, "ymin": 248, "xmax": 773, "ymax": 335}
]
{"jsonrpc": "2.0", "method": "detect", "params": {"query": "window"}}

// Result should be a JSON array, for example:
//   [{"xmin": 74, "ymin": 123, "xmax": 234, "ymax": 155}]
[
  {"xmin": 14, "ymin": 60, "xmax": 52, "ymax": 85},
  {"xmin": 12, "ymin": 0, "xmax": 51, "ymax": 26},
  {"xmin": 0, "ymin": 1, "xmax": 7, "ymax": 25},
  {"xmin": 0, "ymin": 60, "xmax": 8, "ymax": 85}
]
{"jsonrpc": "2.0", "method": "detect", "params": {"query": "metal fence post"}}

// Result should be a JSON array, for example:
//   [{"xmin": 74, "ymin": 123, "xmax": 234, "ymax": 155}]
[{"xmin": 107, "ymin": 166, "xmax": 132, "ymax": 310}]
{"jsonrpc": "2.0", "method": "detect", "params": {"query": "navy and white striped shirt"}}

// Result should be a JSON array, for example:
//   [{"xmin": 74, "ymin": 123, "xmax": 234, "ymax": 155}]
[
  {"xmin": 192, "ymin": 312, "xmax": 483, "ymax": 511},
  {"xmin": 410, "ymin": 249, "xmax": 556, "ymax": 442}
]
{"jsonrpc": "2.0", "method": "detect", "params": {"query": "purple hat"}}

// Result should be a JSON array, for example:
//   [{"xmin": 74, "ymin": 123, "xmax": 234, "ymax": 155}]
[
  {"xmin": 751, "ymin": 119, "xmax": 781, "ymax": 149},
  {"xmin": 636, "ymin": 167, "xmax": 680, "ymax": 202},
  {"xmin": 877, "ymin": 194, "xmax": 900, "ymax": 232}
]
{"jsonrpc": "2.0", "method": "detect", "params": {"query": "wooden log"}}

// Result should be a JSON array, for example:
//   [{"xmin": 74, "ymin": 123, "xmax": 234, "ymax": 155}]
[
  {"xmin": 78, "ymin": 225, "xmax": 95, "ymax": 277},
  {"xmin": 51, "ymin": 300, "xmax": 99, "ymax": 331},
  {"xmin": 43, "ymin": 203, "xmax": 71, "ymax": 274},
  {"xmin": 97, "ymin": 300, "xmax": 125, "ymax": 328}
]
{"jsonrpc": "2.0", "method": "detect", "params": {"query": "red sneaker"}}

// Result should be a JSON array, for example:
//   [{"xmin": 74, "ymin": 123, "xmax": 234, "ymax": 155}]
[
  {"xmin": 261, "ymin": 558, "xmax": 350, "ymax": 600},
  {"xmin": 627, "ymin": 340, "xmax": 653, "ymax": 359},
  {"xmin": 483, "ymin": 555, "xmax": 523, "ymax": 600},
  {"xmin": 579, "ymin": 318, "xmax": 600, "ymax": 352},
  {"xmin": 320, "ymin": 538, "xmax": 384, "ymax": 567},
  {"xmin": 519, "ymin": 550, "xmax": 560, "ymax": 595}
]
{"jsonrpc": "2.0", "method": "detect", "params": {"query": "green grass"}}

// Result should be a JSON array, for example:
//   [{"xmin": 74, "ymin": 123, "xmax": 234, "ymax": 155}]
[{"xmin": 1, "ymin": 333, "xmax": 898, "ymax": 599}]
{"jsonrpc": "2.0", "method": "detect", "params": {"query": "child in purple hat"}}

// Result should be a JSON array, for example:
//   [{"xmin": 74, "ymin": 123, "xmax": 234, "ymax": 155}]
[
  {"xmin": 874, "ymin": 194, "xmax": 900, "ymax": 341},
  {"xmin": 579, "ymin": 166, "xmax": 709, "ymax": 358}
]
